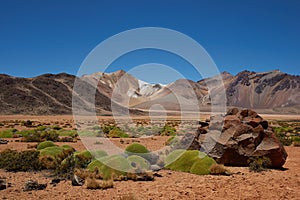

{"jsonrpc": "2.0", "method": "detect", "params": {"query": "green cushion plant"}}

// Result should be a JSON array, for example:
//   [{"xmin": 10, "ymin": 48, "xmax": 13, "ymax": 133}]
[
  {"xmin": 165, "ymin": 150, "xmax": 216, "ymax": 175},
  {"xmin": 37, "ymin": 141, "xmax": 57, "ymax": 150}
]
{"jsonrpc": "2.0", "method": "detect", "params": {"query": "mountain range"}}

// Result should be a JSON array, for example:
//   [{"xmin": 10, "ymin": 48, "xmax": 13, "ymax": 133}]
[{"xmin": 0, "ymin": 69, "xmax": 299, "ymax": 115}]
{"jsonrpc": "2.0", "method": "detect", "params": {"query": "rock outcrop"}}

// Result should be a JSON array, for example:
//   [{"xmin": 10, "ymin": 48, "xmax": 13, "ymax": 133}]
[{"xmin": 203, "ymin": 108, "xmax": 287, "ymax": 168}]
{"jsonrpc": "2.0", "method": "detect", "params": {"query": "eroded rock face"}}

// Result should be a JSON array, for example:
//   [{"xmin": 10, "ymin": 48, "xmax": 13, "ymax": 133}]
[{"xmin": 202, "ymin": 108, "xmax": 288, "ymax": 168}]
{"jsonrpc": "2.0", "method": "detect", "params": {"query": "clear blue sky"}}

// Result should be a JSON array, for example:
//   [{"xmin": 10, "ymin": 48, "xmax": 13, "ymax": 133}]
[{"xmin": 0, "ymin": 0, "xmax": 299, "ymax": 82}]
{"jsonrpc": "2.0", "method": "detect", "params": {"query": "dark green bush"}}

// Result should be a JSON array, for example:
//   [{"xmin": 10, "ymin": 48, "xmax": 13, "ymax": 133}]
[
  {"xmin": 275, "ymin": 132, "xmax": 292, "ymax": 146},
  {"xmin": 102, "ymin": 125, "xmax": 116, "ymax": 134},
  {"xmin": 41, "ymin": 130, "xmax": 60, "ymax": 142},
  {"xmin": 74, "ymin": 150, "xmax": 93, "ymax": 168},
  {"xmin": 23, "ymin": 132, "xmax": 42, "ymax": 142},
  {"xmin": 158, "ymin": 125, "xmax": 176, "ymax": 136},
  {"xmin": 248, "ymin": 156, "xmax": 271, "ymax": 172},
  {"xmin": 56, "ymin": 154, "xmax": 76, "ymax": 178},
  {"xmin": 0, "ymin": 149, "xmax": 41, "ymax": 171},
  {"xmin": 108, "ymin": 127, "xmax": 129, "ymax": 138},
  {"xmin": 39, "ymin": 146, "xmax": 64, "ymax": 169}
]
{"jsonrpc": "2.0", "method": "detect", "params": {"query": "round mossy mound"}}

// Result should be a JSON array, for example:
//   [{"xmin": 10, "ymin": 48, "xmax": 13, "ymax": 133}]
[
  {"xmin": 39, "ymin": 146, "xmax": 63, "ymax": 157},
  {"xmin": 165, "ymin": 150, "xmax": 215, "ymax": 175},
  {"xmin": 100, "ymin": 155, "xmax": 132, "ymax": 180},
  {"xmin": 37, "ymin": 141, "xmax": 57, "ymax": 150},
  {"xmin": 164, "ymin": 149, "xmax": 186, "ymax": 166},
  {"xmin": 125, "ymin": 143, "xmax": 153, "ymax": 163},
  {"xmin": 87, "ymin": 160, "xmax": 104, "ymax": 172},
  {"xmin": 127, "ymin": 155, "xmax": 150, "ymax": 171},
  {"xmin": 39, "ymin": 146, "xmax": 64, "ymax": 169},
  {"xmin": 125, "ymin": 143, "xmax": 149, "ymax": 155},
  {"xmin": 61, "ymin": 145, "xmax": 75, "ymax": 156},
  {"xmin": 74, "ymin": 150, "xmax": 93, "ymax": 168},
  {"xmin": 91, "ymin": 150, "xmax": 108, "ymax": 159},
  {"xmin": 74, "ymin": 150, "xmax": 93, "ymax": 160},
  {"xmin": 108, "ymin": 127, "xmax": 129, "ymax": 138},
  {"xmin": 165, "ymin": 150, "xmax": 200, "ymax": 172},
  {"xmin": 87, "ymin": 155, "xmax": 112, "ymax": 172},
  {"xmin": 190, "ymin": 156, "xmax": 216, "ymax": 175}
]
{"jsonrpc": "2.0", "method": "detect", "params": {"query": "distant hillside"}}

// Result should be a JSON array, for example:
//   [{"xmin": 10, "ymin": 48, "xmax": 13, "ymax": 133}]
[
  {"xmin": 0, "ymin": 69, "xmax": 299, "ymax": 115},
  {"xmin": 0, "ymin": 73, "xmax": 136, "ymax": 115}
]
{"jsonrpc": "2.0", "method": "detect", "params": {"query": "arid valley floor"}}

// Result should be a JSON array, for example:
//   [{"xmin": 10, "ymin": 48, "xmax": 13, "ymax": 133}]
[{"xmin": 0, "ymin": 115, "xmax": 299, "ymax": 200}]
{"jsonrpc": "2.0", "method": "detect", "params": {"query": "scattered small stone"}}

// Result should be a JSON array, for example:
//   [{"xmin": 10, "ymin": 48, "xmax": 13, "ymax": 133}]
[
  {"xmin": 0, "ymin": 139, "xmax": 8, "ymax": 144},
  {"xmin": 150, "ymin": 165, "xmax": 161, "ymax": 172},
  {"xmin": 153, "ymin": 172, "xmax": 163, "ymax": 178},
  {"xmin": 23, "ymin": 180, "xmax": 47, "ymax": 191},
  {"xmin": 23, "ymin": 120, "xmax": 33, "ymax": 127},
  {"xmin": 71, "ymin": 174, "xmax": 84, "ymax": 186},
  {"xmin": 50, "ymin": 178, "xmax": 61, "ymax": 186},
  {"xmin": 0, "ymin": 179, "xmax": 6, "ymax": 190}
]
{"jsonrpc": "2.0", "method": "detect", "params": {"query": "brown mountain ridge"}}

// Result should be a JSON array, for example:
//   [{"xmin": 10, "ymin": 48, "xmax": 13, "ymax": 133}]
[{"xmin": 0, "ymin": 70, "xmax": 299, "ymax": 115}]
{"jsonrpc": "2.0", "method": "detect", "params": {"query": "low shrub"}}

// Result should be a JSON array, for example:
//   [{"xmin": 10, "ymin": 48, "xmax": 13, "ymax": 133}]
[
  {"xmin": 209, "ymin": 164, "xmax": 228, "ymax": 175},
  {"xmin": 274, "ymin": 128, "xmax": 293, "ymax": 146},
  {"xmin": 35, "ymin": 126, "xmax": 47, "ymax": 131},
  {"xmin": 158, "ymin": 125, "xmax": 176, "ymax": 136},
  {"xmin": 57, "ymin": 129, "xmax": 78, "ymax": 137},
  {"xmin": 248, "ymin": 156, "xmax": 271, "ymax": 172},
  {"xmin": 292, "ymin": 136, "xmax": 300, "ymax": 142},
  {"xmin": 108, "ymin": 127, "xmax": 129, "ymax": 138},
  {"xmin": 102, "ymin": 125, "xmax": 116, "ymax": 134},
  {"xmin": 61, "ymin": 145, "xmax": 75, "ymax": 157},
  {"xmin": 74, "ymin": 150, "xmax": 93, "ymax": 168},
  {"xmin": 39, "ymin": 146, "xmax": 64, "ymax": 169},
  {"xmin": 293, "ymin": 141, "xmax": 300, "ymax": 147},
  {"xmin": 0, "ymin": 129, "xmax": 17, "ymax": 138},
  {"xmin": 85, "ymin": 177, "xmax": 114, "ymax": 189},
  {"xmin": 18, "ymin": 129, "xmax": 36, "ymax": 137},
  {"xmin": 57, "ymin": 155, "xmax": 76, "ymax": 178},
  {"xmin": 37, "ymin": 141, "xmax": 57, "ymax": 150},
  {"xmin": 41, "ymin": 131, "xmax": 59, "ymax": 142},
  {"xmin": 22, "ymin": 132, "xmax": 42, "ymax": 142},
  {"xmin": 0, "ymin": 149, "xmax": 41, "ymax": 171}
]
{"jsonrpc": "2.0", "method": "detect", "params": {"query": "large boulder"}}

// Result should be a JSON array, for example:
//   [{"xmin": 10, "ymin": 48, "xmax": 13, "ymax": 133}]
[{"xmin": 201, "ymin": 108, "xmax": 288, "ymax": 168}]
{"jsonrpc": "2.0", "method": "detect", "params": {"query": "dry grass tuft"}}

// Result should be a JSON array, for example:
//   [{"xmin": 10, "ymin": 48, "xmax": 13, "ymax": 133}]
[
  {"xmin": 85, "ymin": 177, "xmax": 101, "ymax": 189},
  {"xmin": 210, "ymin": 164, "xmax": 229, "ymax": 175}
]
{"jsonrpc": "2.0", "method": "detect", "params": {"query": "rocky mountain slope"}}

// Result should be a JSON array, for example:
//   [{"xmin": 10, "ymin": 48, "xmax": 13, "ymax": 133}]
[
  {"xmin": 0, "ymin": 73, "xmax": 135, "ymax": 115},
  {"xmin": 0, "ymin": 69, "xmax": 299, "ymax": 115}
]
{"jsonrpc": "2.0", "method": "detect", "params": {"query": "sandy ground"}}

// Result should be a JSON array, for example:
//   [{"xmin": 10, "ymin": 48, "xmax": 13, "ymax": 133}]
[
  {"xmin": 0, "ymin": 141, "xmax": 299, "ymax": 200},
  {"xmin": 0, "ymin": 114, "xmax": 300, "ymax": 199}
]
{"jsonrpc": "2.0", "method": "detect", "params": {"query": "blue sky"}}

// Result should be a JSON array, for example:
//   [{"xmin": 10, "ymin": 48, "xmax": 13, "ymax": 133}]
[{"xmin": 0, "ymin": 0, "xmax": 299, "ymax": 83}]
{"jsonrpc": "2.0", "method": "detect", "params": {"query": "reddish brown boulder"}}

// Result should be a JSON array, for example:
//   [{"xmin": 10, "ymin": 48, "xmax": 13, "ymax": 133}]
[{"xmin": 202, "ymin": 108, "xmax": 288, "ymax": 168}]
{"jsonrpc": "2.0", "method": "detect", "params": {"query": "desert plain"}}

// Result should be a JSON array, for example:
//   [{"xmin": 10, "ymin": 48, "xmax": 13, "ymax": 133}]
[{"xmin": 0, "ymin": 114, "xmax": 299, "ymax": 200}]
